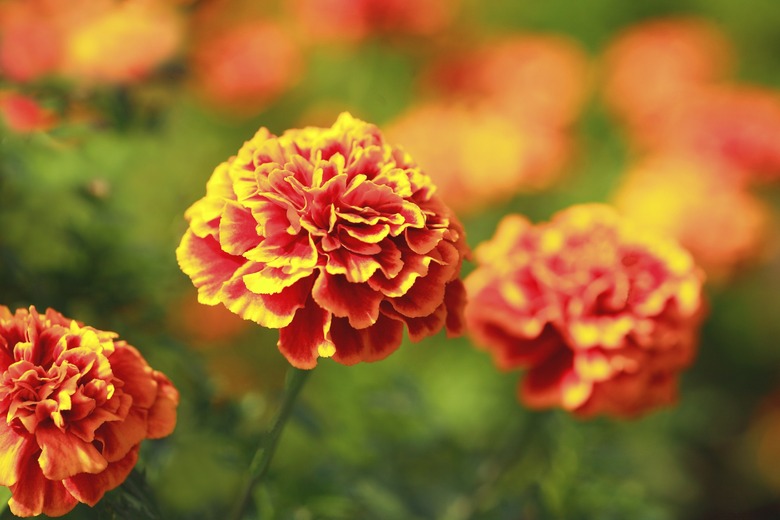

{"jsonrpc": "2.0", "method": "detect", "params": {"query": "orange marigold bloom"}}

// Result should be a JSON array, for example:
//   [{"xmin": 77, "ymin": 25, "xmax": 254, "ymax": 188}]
[
  {"xmin": 0, "ymin": 306, "xmax": 178, "ymax": 517},
  {"xmin": 464, "ymin": 204, "xmax": 705, "ymax": 418},
  {"xmin": 602, "ymin": 17, "xmax": 732, "ymax": 129},
  {"xmin": 0, "ymin": 0, "xmax": 67, "ymax": 82},
  {"xmin": 176, "ymin": 113, "xmax": 468, "ymax": 369},
  {"xmin": 613, "ymin": 155, "xmax": 773, "ymax": 281}
]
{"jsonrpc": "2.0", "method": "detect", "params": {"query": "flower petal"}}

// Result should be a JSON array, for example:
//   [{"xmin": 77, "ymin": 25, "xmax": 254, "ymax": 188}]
[
  {"xmin": 331, "ymin": 314, "xmax": 404, "ymax": 365},
  {"xmin": 312, "ymin": 272, "xmax": 382, "ymax": 329},
  {"xmin": 146, "ymin": 371, "xmax": 179, "ymax": 439},
  {"xmin": 36, "ymin": 425, "xmax": 107, "ymax": 481},
  {"xmin": 176, "ymin": 230, "xmax": 245, "ymax": 305},
  {"xmin": 221, "ymin": 273, "xmax": 313, "ymax": 328},
  {"xmin": 9, "ymin": 448, "xmax": 78, "ymax": 518},
  {"xmin": 219, "ymin": 201, "xmax": 261, "ymax": 256},
  {"xmin": 277, "ymin": 298, "xmax": 332, "ymax": 369},
  {"xmin": 63, "ymin": 445, "xmax": 139, "ymax": 507},
  {"xmin": 0, "ymin": 428, "xmax": 28, "ymax": 487}
]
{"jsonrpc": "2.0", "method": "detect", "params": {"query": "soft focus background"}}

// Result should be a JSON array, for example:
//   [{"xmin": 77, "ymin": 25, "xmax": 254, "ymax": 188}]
[{"xmin": 2, "ymin": 0, "xmax": 780, "ymax": 518}]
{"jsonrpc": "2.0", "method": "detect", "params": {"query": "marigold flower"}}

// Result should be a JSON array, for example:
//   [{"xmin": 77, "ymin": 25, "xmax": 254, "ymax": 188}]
[
  {"xmin": 613, "ymin": 155, "xmax": 773, "ymax": 281},
  {"xmin": 464, "ymin": 204, "xmax": 705, "ymax": 417},
  {"xmin": 0, "ymin": 306, "xmax": 178, "ymax": 517},
  {"xmin": 189, "ymin": 20, "xmax": 303, "ymax": 115},
  {"xmin": 176, "ymin": 113, "xmax": 468, "ymax": 369},
  {"xmin": 385, "ymin": 102, "xmax": 569, "ymax": 214},
  {"xmin": 602, "ymin": 17, "xmax": 732, "ymax": 128}
]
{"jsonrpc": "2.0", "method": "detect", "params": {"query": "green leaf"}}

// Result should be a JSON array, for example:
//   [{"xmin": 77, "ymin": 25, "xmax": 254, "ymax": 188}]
[{"xmin": 0, "ymin": 486, "xmax": 11, "ymax": 513}]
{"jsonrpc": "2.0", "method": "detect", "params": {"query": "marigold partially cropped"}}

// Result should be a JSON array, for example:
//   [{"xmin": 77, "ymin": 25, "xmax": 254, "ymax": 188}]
[
  {"xmin": 464, "ymin": 204, "xmax": 705, "ymax": 418},
  {"xmin": 177, "ymin": 113, "xmax": 468, "ymax": 369},
  {"xmin": 0, "ymin": 92, "xmax": 57, "ymax": 133},
  {"xmin": 0, "ymin": 306, "xmax": 178, "ymax": 517}
]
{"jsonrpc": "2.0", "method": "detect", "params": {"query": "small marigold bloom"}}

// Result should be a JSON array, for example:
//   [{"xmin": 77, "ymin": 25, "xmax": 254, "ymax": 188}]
[
  {"xmin": 0, "ymin": 92, "xmax": 57, "ymax": 133},
  {"xmin": 0, "ymin": 306, "xmax": 178, "ymax": 517},
  {"xmin": 386, "ymin": 102, "xmax": 569, "ymax": 214},
  {"xmin": 189, "ymin": 20, "xmax": 303, "ymax": 115},
  {"xmin": 639, "ymin": 87, "xmax": 780, "ymax": 184},
  {"xmin": 289, "ymin": 0, "xmax": 458, "ymax": 43},
  {"xmin": 62, "ymin": 1, "xmax": 183, "ymax": 84},
  {"xmin": 464, "ymin": 204, "xmax": 705, "ymax": 418},
  {"xmin": 423, "ymin": 34, "xmax": 590, "ymax": 128},
  {"xmin": 613, "ymin": 155, "xmax": 773, "ymax": 281},
  {"xmin": 176, "ymin": 113, "xmax": 468, "ymax": 369},
  {"xmin": 602, "ymin": 17, "xmax": 732, "ymax": 128}
]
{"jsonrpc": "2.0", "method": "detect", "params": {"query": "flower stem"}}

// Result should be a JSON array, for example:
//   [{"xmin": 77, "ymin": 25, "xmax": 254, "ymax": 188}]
[{"xmin": 230, "ymin": 367, "xmax": 311, "ymax": 520}]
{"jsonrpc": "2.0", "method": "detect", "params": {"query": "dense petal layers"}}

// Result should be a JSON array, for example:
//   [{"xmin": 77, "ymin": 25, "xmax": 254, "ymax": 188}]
[
  {"xmin": 464, "ymin": 204, "xmax": 706, "ymax": 418},
  {"xmin": 177, "ymin": 112, "xmax": 469, "ymax": 368},
  {"xmin": 0, "ymin": 306, "xmax": 179, "ymax": 517}
]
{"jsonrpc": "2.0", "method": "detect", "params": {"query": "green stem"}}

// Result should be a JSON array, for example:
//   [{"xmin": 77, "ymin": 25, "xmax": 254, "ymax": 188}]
[{"xmin": 230, "ymin": 367, "xmax": 311, "ymax": 520}]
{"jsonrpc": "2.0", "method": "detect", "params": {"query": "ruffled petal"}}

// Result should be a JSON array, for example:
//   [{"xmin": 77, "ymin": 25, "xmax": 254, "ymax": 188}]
[
  {"xmin": 221, "ymin": 273, "xmax": 313, "ymax": 328},
  {"xmin": 176, "ymin": 231, "xmax": 245, "ymax": 305},
  {"xmin": 0, "ymin": 428, "xmax": 28, "ymax": 487},
  {"xmin": 312, "ymin": 272, "xmax": 382, "ymax": 329},
  {"xmin": 63, "ymin": 445, "xmax": 139, "ymax": 507},
  {"xmin": 36, "ymin": 426, "xmax": 108, "ymax": 481},
  {"xmin": 331, "ymin": 314, "xmax": 405, "ymax": 365},
  {"xmin": 146, "ymin": 372, "xmax": 179, "ymax": 439},
  {"xmin": 9, "ymin": 449, "xmax": 79, "ymax": 518},
  {"xmin": 277, "ymin": 298, "xmax": 332, "ymax": 369}
]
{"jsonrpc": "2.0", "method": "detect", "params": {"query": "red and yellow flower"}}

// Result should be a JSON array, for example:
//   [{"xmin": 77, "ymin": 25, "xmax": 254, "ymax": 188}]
[
  {"xmin": 464, "ymin": 204, "xmax": 705, "ymax": 417},
  {"xmin": 177, "ymin": 112, "xmax": 468, "ymax": 369},
  {"xmin": 0, "ymin": 306, "xmax": 178, "ymax": 517}
]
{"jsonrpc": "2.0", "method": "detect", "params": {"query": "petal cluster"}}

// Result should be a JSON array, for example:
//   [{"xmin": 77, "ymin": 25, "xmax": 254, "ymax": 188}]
[
  {"xmin": 0, "ymin": 306, "xmax": 179, "ymax": 517},
  {"xmin": 464, "ymin": 204, "xmax": 705, "ymax": 417},
  {"xmin": 177, "ymin": 112, "xmax": 468, "ymax": 369}
]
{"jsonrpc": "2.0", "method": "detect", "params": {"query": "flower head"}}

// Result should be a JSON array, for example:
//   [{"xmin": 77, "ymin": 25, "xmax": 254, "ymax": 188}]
[
  {"xmin": 177, "ymin": 113, "xmax": 468, "ymax": 369},
  {"xmin": 464, "ymin": 204, "xmax": 705, "ymax": 417},
  {"xmin": 0, "ymin": 306, "xmax": 178, "ymax": 517}
]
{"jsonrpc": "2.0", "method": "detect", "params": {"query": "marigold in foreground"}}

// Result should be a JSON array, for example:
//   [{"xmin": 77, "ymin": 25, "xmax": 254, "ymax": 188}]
[
  {"xmin": 177, "ymin": 113, "xmax": 468, "ymax": 368},
  {"xmin": 0, "ymin": 306, "xmax": 179, "ymax": 517},
  {"xmin": 464, "ymin": 204, "xmax": 705, "ymax": 417}
]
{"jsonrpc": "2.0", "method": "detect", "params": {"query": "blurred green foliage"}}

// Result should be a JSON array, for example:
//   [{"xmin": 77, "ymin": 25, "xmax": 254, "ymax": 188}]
[{"xmin": 2, "ymin": 0, "xmax": 780, "ymax": 519}]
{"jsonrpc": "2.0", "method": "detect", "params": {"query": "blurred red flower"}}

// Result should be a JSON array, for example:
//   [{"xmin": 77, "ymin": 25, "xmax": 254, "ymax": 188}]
[
  {"xmin": 386, "ymin": 102, "xmax": 569, "ymax": 214},
  {"xmin": 639, "ymin": 87, "xmax": 780, "ymax": 184},
  {"xmin": 0, "ymin": 92, "xmax": 57, "ymax": 132},
  {"xmin": 177, "ymin": 113, "xmax": 468, "ymax": 369},
  {"xmin": 464, "ymin": 204, "xmax": 705, "ymax": 418},
  {"xmin": 602, "ymin": 17, "xmax": 732, "ymax": 129},
  {"xmin": 424, "ymin": 34, "xmax": 591, "ymax": 127},
  {"xmin": 189, "ymin": 20, "xmax": 303, "ymax": 115},
  {"xmin": 0, "ymin": 306, "xmax": 178, "ymax": 517},
  {"xmin": 613, "ymin": 155, "xmax": 774, "ymax": 281},
  {"xmin": 289, "ymin": 0, "xmax": 458, "ymax": 43}
]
